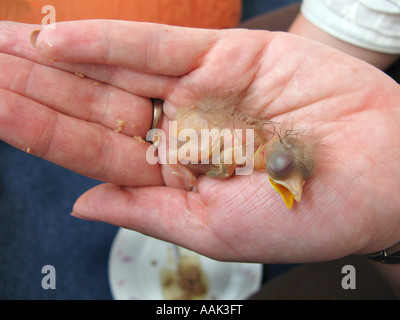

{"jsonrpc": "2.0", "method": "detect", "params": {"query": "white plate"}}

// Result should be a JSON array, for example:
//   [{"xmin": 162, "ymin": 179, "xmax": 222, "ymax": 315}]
[{"xmin": 108, "ymin": 228, "xmax": 263, "ymax": 300}]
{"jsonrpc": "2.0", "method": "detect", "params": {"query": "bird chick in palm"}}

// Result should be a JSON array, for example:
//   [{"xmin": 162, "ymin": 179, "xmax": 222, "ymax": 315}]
[{"xmin": 171, "ymin": 104, "xmax": 318, "ymax": 209}]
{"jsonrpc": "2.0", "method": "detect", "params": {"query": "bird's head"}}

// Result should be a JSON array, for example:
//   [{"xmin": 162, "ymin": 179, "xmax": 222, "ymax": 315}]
[{"xmin": 261, "ymin": 133, "xmax": 316, "ymax": 209}]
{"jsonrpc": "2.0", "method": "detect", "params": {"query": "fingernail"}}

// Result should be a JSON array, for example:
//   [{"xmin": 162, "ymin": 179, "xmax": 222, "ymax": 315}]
[
  {"xmin": 30, "ymin": 29, "xmax": 41, "ymax": 48},
  {"xmin": 70, "ymin": 211, "xmax": 96, "ymax": 221}
]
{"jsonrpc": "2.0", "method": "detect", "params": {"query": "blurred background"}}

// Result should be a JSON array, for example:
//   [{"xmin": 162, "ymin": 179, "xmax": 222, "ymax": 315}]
[{"xmin": 0, "ymin": 0, "xmax": 300, "ymax": 299}]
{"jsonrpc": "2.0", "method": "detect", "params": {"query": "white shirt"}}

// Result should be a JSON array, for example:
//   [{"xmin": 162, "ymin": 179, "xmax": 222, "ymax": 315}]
[{"xmin": 301, "ymin": 0, "xmax": 400, "ymax": 53}]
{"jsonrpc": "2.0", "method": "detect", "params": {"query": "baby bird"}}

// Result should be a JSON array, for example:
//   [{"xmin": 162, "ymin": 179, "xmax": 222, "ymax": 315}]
[{"xmin": 171, "ymin": 104, "xmax": 318, "ymax": 209}]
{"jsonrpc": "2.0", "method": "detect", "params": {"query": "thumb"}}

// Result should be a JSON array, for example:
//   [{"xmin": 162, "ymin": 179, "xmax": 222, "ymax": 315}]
[{"xmin": 71, "ymin": 183, "xmax": 216, "ymax": 255}]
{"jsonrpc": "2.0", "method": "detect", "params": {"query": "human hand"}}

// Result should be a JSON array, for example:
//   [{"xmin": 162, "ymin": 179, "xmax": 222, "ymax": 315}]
[
  {"xmin": 0, "ymin": 22, "xmax": 164, "ymax": 187},
  {"xmin": 1, "ymin": 20, "xmax": 399, "ymax": 263}
]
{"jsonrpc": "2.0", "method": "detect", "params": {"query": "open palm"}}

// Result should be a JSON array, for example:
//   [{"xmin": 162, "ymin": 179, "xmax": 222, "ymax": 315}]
[{"xmin": 0, "ymin": 20, "xmax": 399, "ymax": 263}]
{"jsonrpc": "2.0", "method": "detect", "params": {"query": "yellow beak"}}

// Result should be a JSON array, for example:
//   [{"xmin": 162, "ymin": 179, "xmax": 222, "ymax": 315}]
[{"xmin": 269, "ymin": 172, "xmax": 305, "ymax": 209}]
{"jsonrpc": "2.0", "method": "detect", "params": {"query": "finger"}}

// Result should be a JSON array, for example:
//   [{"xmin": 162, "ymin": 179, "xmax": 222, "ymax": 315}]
[
  {"xmin": 0, "ymin": 89, "xmax": 162, "ymax": 186},
  {"xmin": 0, "ymin": 22, "xmax": 42, "ymax": 62},
  {"xmin": 47, "ymin": 61, "xmax": 177, "ymax": 100},
  {"xmin": 0, "ymin": 53, "xmax": 154, "ymax": 136},
  {"xmin": 70, "ymin": 174, "xmax": 282, "ymax": 262},
  {"xmin": 0, "ymin": 21, "xmax": 176, "ymax": 99},
  {"xmin": 71, "ymin": 183, "xmax": 223, "ymax": 258},
  {"xmin": 32, "ymin": 20, "xmax": 218, "ymax": 76}
]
